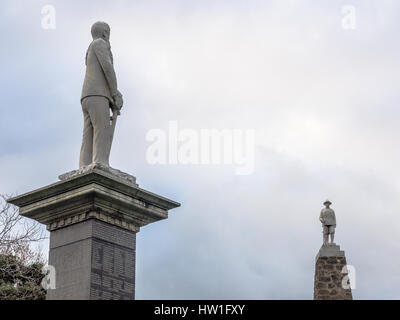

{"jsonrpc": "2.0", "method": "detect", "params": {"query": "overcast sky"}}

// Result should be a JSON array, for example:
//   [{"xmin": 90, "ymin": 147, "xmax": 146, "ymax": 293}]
[{"xmin": 1, "ymin": 0, "xmax": 400, "ymax": 299}]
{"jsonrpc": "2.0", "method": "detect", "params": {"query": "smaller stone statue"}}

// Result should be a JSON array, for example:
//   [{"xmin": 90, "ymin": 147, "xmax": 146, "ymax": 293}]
[{"xmin": 319, "ymin": 200, "xmax": 336, "ymax": 246}]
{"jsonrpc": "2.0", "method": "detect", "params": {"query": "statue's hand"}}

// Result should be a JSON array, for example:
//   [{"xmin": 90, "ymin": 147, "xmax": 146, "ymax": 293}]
[{"xmin": 113, "ymin": 92, "xmax": 123, "ymax": 110}]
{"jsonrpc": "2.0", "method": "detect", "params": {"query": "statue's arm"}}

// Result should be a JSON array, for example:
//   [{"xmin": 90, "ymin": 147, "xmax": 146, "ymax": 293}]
[
  {"xmin": 92, "ymin": 39, "xmax": 119, "ymax": 98},
  {"xmin": 319, "ymin": 211, "xmax": 324, "ymax": 223}
]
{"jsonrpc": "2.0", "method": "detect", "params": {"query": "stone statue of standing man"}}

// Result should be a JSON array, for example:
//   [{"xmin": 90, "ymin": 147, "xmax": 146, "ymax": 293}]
[
  {"xmin": 79, "ymin": 21, "xmax": 123, "ymax": 169},
  {"xmin": 319, "ymin": 200, "xmax": 336, "ymax": 245}
]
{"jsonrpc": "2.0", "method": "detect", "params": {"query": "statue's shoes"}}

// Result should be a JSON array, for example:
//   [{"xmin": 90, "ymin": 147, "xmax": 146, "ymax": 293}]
[{"xmin": 59, "ymin": 162, "xmax": 138, "ymax": 187}]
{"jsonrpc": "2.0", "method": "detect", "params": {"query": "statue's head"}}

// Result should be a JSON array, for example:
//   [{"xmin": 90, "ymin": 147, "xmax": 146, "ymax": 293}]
[
  {"xmin": 323, "ymin": 200, "xmax": 332, "ymax": 208},
  {"xmin": 91, "ymin": 21, "xmax": 110, "ymax": 41}
]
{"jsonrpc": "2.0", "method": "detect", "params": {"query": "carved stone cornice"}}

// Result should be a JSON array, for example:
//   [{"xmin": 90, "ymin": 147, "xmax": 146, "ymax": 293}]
[{"xmin": 8, "ymin": 168, "xmax": 180, "ymax": 232}]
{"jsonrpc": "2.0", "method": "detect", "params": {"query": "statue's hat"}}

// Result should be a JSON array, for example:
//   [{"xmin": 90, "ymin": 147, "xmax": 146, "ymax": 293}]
[{"xmin": 323, "ymin": 200, "xmax": 332, "ymax": 205}]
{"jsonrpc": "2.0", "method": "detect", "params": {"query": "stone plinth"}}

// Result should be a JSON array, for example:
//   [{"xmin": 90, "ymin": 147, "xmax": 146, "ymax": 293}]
[
  {"xmin": 8, "ymin": 167, "xmax": 180, "ymax": 300},
  {"xmin": 314, "ymin": 244, "xmax": 353, "ymax": 300}
]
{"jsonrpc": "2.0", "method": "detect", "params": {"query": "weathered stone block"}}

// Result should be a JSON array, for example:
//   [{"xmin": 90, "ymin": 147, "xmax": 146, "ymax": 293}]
[{"xmin": 313, "ymin": 244, "xmax": 353, "ymax": 300}]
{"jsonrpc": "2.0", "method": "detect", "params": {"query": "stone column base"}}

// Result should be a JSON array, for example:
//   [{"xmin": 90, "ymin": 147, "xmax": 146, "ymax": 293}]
[
  {"xmin": 8, "ymin": 167, "xmax": 180, "ymax": 300},
  {"xmin": 314, "ymin": 244, "xmax": 353, "ymax": 300}
]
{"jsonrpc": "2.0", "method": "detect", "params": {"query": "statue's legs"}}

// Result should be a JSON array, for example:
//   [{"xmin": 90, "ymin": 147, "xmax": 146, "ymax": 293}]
[
  {"xmin": 79, "ymin": 100, "xmax": 94, "ymax": 168},
  {"xmin": 323, "ymin": 234, "xmax": 329, "ymax": 245},
  {"xmin": 323, "ymin": 226, "xmax": 329, "ymax": 245},
  {"xmin": 329, "ymin": 226, "xmax": 335, "ymax": 244},
  {"xmin": 79, "ymin": 96, "xmax": 111, "ymax": 167}
]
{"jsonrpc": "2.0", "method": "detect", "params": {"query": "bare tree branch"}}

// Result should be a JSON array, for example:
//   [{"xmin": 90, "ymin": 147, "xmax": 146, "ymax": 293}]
[
  {"xmin": 0, "ymin": 194, "xmax": 47, "ymax": 299},
  {"xmin": 0, "ymin": 194, "xmax": 47, "ymax": 260}
]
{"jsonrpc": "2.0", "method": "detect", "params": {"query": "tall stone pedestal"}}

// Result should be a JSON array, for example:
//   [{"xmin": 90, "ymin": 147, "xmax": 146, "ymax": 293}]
[
  {"xmin": 314, "ymin": 244, "xmax": 353, "ymax": 300},
  {"xmin": 8, "ymin": 166, "xmax": 180, "ymax": 300}
]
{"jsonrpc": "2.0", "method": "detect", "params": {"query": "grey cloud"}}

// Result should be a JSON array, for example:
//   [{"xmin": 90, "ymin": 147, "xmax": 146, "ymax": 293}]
[{"xmin": 1, "ymin": 0, "xmax": 399, "ymax": 299}]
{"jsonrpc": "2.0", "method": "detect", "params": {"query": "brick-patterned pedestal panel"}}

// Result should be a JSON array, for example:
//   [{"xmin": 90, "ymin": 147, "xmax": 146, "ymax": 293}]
[{"xmin": 47, "ymin": 219, "xmax": 136, "ymax": 300}]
